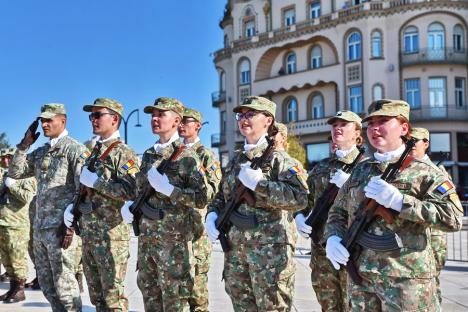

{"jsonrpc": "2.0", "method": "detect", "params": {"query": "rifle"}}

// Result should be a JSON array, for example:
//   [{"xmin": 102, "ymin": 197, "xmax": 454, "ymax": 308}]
[
  {"xmin": 305, "ymin": 146, "xmax": 366, "ymax": 244},
  {"xmin": 342, "ymin": 137, "xmax": 417, "ymax": 285},
  {"xmin": 129, "ymin": 143, "xmax": 185, "ymax": 236},
  {"xmin": 215, "ymin": 135, "xmax": 276, "ymax": 253},
  {"xmin": 0, "ymin": 177, "xmax": 9, "ymax": 205}
]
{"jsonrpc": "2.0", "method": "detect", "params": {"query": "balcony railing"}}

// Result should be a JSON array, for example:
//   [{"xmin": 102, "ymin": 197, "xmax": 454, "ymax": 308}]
[
  {"xmin": 211, "ymin": 133, "xmax": 226, "ymax": 148},
  {"xmin": 285, "ymin": 116, "xmax": 333, "ymax": 136},
  {"xmin": 211, "ymin": 91, "xmax": 226, "ymax": 108},
  {"xmin": 400, "ymin": 48, "xmax": 468, "ymax": 66},
  {"xmin": 410, "ymin": 105, "xmax": 468, "ymax": 121}
]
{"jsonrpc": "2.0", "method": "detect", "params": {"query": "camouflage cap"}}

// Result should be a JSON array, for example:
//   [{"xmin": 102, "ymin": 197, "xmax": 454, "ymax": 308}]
[
  {"xmin": 363, "ymin": 99, "xmax": 410, "ymax": 122},
  {"xmin": 233, "ymin": 96, "xmax": 276, "ymax": 118},
  {"xmin": 183, "ymin": 108, "xmax": 203, "ymax": 123},
  {"xmin": 0, "ymin": 147, "xmax": 16, "ymax": 157},
  {"xmin": 83, "ymin": 98, "xmax": 124, "ymax": 117},
  {"xmin": 327, "ymin": 110, "xmax": 362, "ymax": 127},
  {"xmin": 275, "ymin": 122, "xmax": 288, "ymax": 138},
  {"xmin": 144, "ymin": 97, "xmax": 185, "ymax": 117},
  {"xmin": 411, "ymin": 127, "xmax": 429, "ymax": 141},
  {"xmin": 40, "ymin": 103, "xmax": 66, "ymax": 119}
]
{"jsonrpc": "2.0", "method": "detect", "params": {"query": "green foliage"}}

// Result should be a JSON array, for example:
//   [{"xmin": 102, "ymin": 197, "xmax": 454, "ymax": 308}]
[
  {"xmin": 0, "ymin": 133, "xmax": 10, "ymax": 149},
  {"xmin": 287, "ymin": 132, "xmax": 307, "ymax": 169}
]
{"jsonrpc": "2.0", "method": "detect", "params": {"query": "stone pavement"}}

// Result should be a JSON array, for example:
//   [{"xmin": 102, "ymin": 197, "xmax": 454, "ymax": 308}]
[{"xmin": 0, "ymin": 236, "xmax": 467, "ymax": 311}]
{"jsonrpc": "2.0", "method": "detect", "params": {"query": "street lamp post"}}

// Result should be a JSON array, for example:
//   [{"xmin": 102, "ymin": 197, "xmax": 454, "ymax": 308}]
[{"xmin": 122, "ymin": 109, "xmax": 142, "ymax": 144}]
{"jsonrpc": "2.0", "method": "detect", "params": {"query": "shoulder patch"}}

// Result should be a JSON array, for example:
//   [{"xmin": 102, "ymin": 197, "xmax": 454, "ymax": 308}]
[
  {"xmin": 121, "ymin": 159, "xmax": 139, "ymax": 174},
  {"xmin": 288, "ymin": 165, "xmax": 301, "ymax": 175},
  {"xmin": 79, "ymin": 151, "xmax": 91, "ymax": 160},
  {"xmin": 435, "ymin": 180, "xmax": 454, "ymax": 195},
  {"xmin": 197, "ymin": 165, "xmax": 206, "ymax": 177}
]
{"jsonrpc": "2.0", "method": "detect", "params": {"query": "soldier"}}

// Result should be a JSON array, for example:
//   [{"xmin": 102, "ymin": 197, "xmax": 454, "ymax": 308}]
[
  {"xmin": 324, "ymin": 100, "xmax": 464, "ymax": 311},
  {"xmin": 295, "ymin": 111, "xmax": 365, "ymax": 311},
  {"xmin": 274, "ymin": 122, "xmax": 288, "ymax": 151},
  {"xmin": 120, "ymin": 97, "xmax": 208, "ymax": 311},
  {"xmin": 9, "ymin": 103, "xmax": 84, "ymax": 311},
  {"xmin": 178, "ymin": 108, "xmax": 221, "ymax": 312},
  {"xmin": 0, "ymin": 148, "xmax": 36, "ymax": 303},
  {"xmin": 25, "ymin": 195, "xmax": 40, "ymax": 290},
  {"xmin": 64, "ymin": 98, "xmax": 138, "ymax": 311},
  {"xmin": 204, "ymin": 96, "xmax": 309, "ymax": 311},
  {"xmin": 410, "ymin": 127, "xmax": 449, "ymax": 304}
]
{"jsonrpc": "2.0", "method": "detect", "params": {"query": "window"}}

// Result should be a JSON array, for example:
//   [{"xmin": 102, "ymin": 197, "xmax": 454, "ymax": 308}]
[
  {"xmin": 348, "ymin": 85, "xmax": 363, "ymax": 113},
  {"xmin": 428, "ymin": 22, "xmax": 444, "ymax": 60},
  {"xmin": 306, "ymin": 143, "xmax": 330, "ymax": 164},
  {"xmin": 347, "ymin": 32, "xmax": 361, "ymax": 61},
  {"xmin": 453, "ymin": 25, "xmax": 464, "ymax": 52},
  {"xmin": 245, "ymin": 20, "xmax": 255, "ymax": 38},
  {"xmin": 224, "ymin": 35, "xmax": 229, "ymax": 48},
  {"xmin": 311, "ymin": 46, "xmax": 322, "ymax": 69},
  {"xmin": 404, "ymin": 79, "xmax": 421, "ymax": 109},
  {"xmin": 404, "ymin": 26, "xmax": 419, "ymax": 53},
  {"xmin": 286, "ymin": 52, "xmax": 297, "ymax": 74},
  {"xmin": 430, "ymin": 133, "xmax": 451, "ymax": 153},
  {"xmin": 371, "ymin": 30, "xmax": 382, "ymax": 58},
  {"xmin": 311, "ymin": 94, "xmax": 324, "ymax": 119},
  {"xmin": 219, "ymin": 71, "xmax": 225, "ymax": 92},
  {"xmin": 284, "ymin": 8, "xmax": 295, "ymax": 26},
  {"xmin": 372, "ymin": 84, "xmax": 383, "ymax": 101},
  {"xmin": 456, "ymin": 78, "xmax": 466, "ymax": 109},
  {"xmin": 309, "ymin": 2, "xmax": 321, "ymax": 19},
  {"xmin": 239, "ymin": 59, "xmax": 251, "ymax": 85},
  {"xmin": 429, "ymin": 77, "xmax": 447, "ymax": 117},
  {"xmin": 286, "ymin": 98, "xmax": 298, "ymax": 122}
]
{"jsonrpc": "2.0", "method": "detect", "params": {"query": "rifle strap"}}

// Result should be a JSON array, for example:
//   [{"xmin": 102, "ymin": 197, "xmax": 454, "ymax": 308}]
[
  {"xmin": 98, "ymin": 141, "xmax": 121, "ymax": 161},
  {"xmin": 398, "ymin": 155, "xmax": 414, "ymax": 173}
]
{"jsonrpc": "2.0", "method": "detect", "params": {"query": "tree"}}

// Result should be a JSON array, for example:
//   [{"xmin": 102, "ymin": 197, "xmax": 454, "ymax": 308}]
[
  {"xmin": 0, "ymin": 133, "xmax": 10, "ymax": 149},
  {"xmin": 287, "ymin": 132, "xmax": 307, "ymax": 169}
]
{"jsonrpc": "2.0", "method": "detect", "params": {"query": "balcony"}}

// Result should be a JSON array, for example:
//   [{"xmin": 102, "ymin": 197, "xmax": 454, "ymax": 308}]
[
  {"xmin": 410, "ymin": 105, "xmax": 468, "ymax": 121},
  {"xmin": 211, "ymin": 133, "xmax": 226, "ymax": 148},
  {"xmin": 400, "ymin": 48, "xmax": 468, "ymax": 67},
  {"xmin": 211, "ymin": 91, "xmax": 226, "ymax": 108},
  {"xmin": 286, "ymin": 117, "xmax": 332, "ymax": 136}
]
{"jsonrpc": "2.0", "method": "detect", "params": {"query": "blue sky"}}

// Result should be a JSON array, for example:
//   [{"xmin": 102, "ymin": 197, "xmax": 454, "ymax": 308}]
[{"xmin": 0, "ymin": 0, "xmax": 225, "ymax": 154}]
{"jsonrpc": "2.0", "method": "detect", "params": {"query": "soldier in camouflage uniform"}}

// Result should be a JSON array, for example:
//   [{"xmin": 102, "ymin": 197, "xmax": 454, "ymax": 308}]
[
  {"xmin": 324, "ymin": 100, "xmax": 464, "ymax": 311},
  {"xmin": 273, "ymin": 122, "xmax": 288, "ymax": 151},
  {"xmin": 295, "ymin": 111, "xmax": 365, "ymax": 312},
  {"xmin": 204, "ymin": 96, "xmax": 309, "ymax": 312},
  {"xmin": 410, "ymin": 127, "xmax": 449, "ymax": 304},
  {"xmin": 9, "ymin": 103, "xmax": 84, "ymax": 311},
  {"xmin": 0, "ymin": 148, "xmax": 36, "ymax": 303},
  {"xmin": 121, "ymin": 97, "xmax": 208, "ymax": 311},
  {"xmin": 179, "ymin": 108, "xmax": 221, "ymax": 312}
]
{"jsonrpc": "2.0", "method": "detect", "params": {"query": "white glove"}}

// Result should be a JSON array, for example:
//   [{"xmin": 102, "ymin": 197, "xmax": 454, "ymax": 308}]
[
  {"xmin": 329, "ymin": 169, "xmax": 350, "ymax": 188},
  {"xmin": 294, "ymin": 214, "xmax": 312, "ymax": 238},
  {"xmin": 63, "ymin": 204, "xmax": 74, "ymax": 228},
  {"xmin": 364, "ymin": 176, "xmax": 403, "ymax": 212},
  {"xmin": 147, "ymin": 167, "xmax": 175, "ymax": 197},
  {"xmin": 204, "ymin": 212, "xmax": 219, "ymax": 242},
  {"xmin": 326, "ymin": 235, "xmax": 350, "ymax": 270},
  {"xmin": 120, "ymin": 201, "xmax": 134, "ymax": 223},
  {"xmin": 238, "ymin": 162, "xmax": 264, "ymax": 191},
  {"xmin": 4, "ymin": 177, "xmax": 17, "ymax": 188},
  {"xmin": 80, "ymin": 166, "xmax": 99, "ymax": 188}
]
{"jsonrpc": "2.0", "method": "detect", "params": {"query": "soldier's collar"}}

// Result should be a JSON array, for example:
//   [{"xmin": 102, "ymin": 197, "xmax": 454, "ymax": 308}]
[
  {"xmin": 243, "ymin": 141, "xmax": 268, "ymax": 160},
  {"xmin": 243, "ymin": 134, "xmax": 267, "ymax": 152},
  {"xmin": 49, "ymin": 129, "xmax": 69, "ymax": 148},
  {"xmin": 374, "ymin": 144, "xmax": 405, "ymax": 163},
  {"xmin": 97, "ymin": 130, "xmax": 120, "ymax": 143},
  {"xmin": 335, "ymin": 146, "xmax": 359, "ymax": 165},
  {"xmin": 153, "ymin": 132, "xmax": 179, "ymax": 153},
  {"xmin": 184, "ymin": 137, "xmax": 200, "ymax": 148}
]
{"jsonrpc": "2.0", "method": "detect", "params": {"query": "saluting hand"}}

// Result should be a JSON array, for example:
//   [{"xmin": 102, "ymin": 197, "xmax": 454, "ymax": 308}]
[{"xmin": 18, "ymin": 118, "xmax": 40, "ymax": 150}]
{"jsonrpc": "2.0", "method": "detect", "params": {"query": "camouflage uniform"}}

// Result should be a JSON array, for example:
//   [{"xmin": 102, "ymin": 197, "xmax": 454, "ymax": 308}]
[
  {"xmin": 9, "ymin": 104, "xmax": 85, "ymax": 311},
  {"xmin": 324, "ymin": 100, "xmax": 464, "ymax": 311},
  {"xmin": 208, "ymin": 96, "xmax": 309, "ymax": 312},
  {"xmin": 137, "ymin": 98, "xmax": 208, "ymax": 312}
]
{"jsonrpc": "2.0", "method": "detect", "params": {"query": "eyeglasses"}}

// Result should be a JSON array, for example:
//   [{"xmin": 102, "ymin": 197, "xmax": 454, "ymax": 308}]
[
  {"xmin": 235, "ymin": 111, "xmax": 259, "ymax": 121},
  {"xmin": 181, "ymin": 118, "xmax": 198, "ymax": 125},
  {"xmin": 88, "ymin": 112, "xmax": 115, "ymax": 121}
]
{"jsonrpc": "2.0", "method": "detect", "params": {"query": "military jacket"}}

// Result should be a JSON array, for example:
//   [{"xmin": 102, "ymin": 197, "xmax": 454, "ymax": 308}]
[
  {"xmin": 325, "ymin": 155, "xmax": 464, "ymax": 278},
  {"xmin": 208, "ymin": 141, "xmax": 309, "ymax": 246},
  {"xmin": 136, "ymin": 140, "xmax": 208, "ymax": 240},
  {"xmin": 81, "ymin": 138, "xmax": 139, "ymax": 240},
  {"xmin": 301, "ymin": 147, "xmax": 365, "ymax": 242},
  {"xmin": 9, "ymin": 135, "xmax": 86, "ymax": 230},
  {"xmin": 0, "ymin": 168, "xmax": 36, "ymax": 228}
]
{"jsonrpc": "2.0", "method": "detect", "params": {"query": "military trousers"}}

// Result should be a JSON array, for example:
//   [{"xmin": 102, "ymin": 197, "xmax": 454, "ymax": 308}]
[
  {"xmin": 137, "ymin": 234, "xmax": 194, "ymax": 312},
  {"xmin": 431, "ymin": 234, "xmax": 447, "ymax": 304},
  {"xmin": 34, "ymin": 227, "xmax": 82, "ymax": 312},
  {"xmin": 310, "ymin": 242, "xmax": 348, "ymax": 311},
  {"xmin": 223, "ymin": 243, "xmax": 295, "ymax": 312},
  {"xmin": 349, "ymin": 273, "xmax": 439, "ymax": 311},
  {"xmin": 82, "ymin": 237, "xmax": 129, "ymax": 312},
  {"xmin": 190, "ymin": 231, "xmax": 211, "ymax": 312},
  {"xmin": 0, "ymin": 226, "xmax": 29, "ymax": 280}
]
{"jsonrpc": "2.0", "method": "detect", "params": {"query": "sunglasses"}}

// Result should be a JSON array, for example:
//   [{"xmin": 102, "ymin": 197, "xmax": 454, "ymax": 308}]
[
  {"xmin": 181, "ymin": 118, "xmax": 198, "ymax": 125},
  {"xmin": 89, "ymin": 112, "xmax": 115, "ymax": 121},
  {"xmin": 235, "ymin": 111, "xmax": 259, "ymax": 121}
]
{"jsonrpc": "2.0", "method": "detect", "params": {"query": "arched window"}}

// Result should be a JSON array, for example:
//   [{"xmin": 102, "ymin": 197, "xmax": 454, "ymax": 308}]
[
  {"xmin": 372, "ymin": 84, "xmax": 383, "ymax": 101},
  {"xmin": 224, "ymin": 35, "xmax": 229, "ymax": 48},
  {"xmin": 239, "ymin": 59, "xmax": 251, "ymax": 85},
  {"xmin": 286, "ymin": 52, "xmax": 297, "ymax": 74},
  {"xmin": 220, "ymin": 71, "xmax": 226, "ymax": 92},
  {"xmin": 311, "ymin": 94, "xmax": 324, "ymax": 119},
  {"xmin": 285, "ymin": 97, "xmax": 298, "ymax": 122},
  {"xmin": 371, "ymin": 30, "xmax": 382, "ymax": 58},
  {"xmin": 404, "ymin": 26, "xmax": 419, "ymax": 53},
  {"xmin": 311, "ymin": 46, "xmax": 322, "ymax": 69},
  {"xmin": 428, "ymin": 22, "xmax": 445, "ymax": 60},
  {"xmin": 244, "ymin": 20, "xmax": 256, "ymax": 37},
  {"xmin": 347, "ymin": 32, "xmax": 361, "ymax": 61},
  {"xmin": 453, "ymin": 24, "xmax": 465, "ymax": 52}
]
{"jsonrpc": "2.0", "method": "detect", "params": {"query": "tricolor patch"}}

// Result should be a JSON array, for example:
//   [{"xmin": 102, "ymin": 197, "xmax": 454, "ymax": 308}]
[
  {"xmin": 80, "ymin": 151, "xmax": 91, "ymax": 160},
  {"xmin": 288, "ymin": 165, "xmax": 301, "ymax": 175},
  {"xmin": 121, "ymin": 159, "xmax": 135, "ymax": 171},
  {"xmin": 436, "ymin": 181, "xmax": 454, "ymax": 194},
  {"xmin": 197, "ymin": 166, "xmax": 206, "ymax": 177}
]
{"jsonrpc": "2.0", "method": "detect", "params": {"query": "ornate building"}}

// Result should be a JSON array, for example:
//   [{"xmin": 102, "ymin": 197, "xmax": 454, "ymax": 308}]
[{"xmin": 211, "ymin": 0, "xmax": 468, "ymax": 188}]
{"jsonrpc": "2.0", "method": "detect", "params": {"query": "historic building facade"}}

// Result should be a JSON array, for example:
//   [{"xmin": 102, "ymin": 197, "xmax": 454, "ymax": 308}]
[{"xmin": 211, "ymin": 0, "xmax": 468, "ymax": 188}]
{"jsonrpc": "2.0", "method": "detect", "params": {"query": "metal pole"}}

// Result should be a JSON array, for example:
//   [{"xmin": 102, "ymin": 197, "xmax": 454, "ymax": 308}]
[{"xmin": 123, "ymin": 109, "xmax": 141, "ymax": 144}]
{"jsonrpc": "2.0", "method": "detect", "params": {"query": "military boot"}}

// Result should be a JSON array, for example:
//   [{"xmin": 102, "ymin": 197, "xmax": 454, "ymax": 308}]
[
  {"xmin": 25, "ymin": 277, "xmax": 40, "ymax": 290},
  {"xmin": 0, "ymin": 280, "xmax": 15, "ymax": 301},
  {"xmin": 75, "ymin": 272, "xmax": 84, "ymax": 293},
  {"xmin": 3, "ymin": 279, "xmax": 26, "ymax": 303}
]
